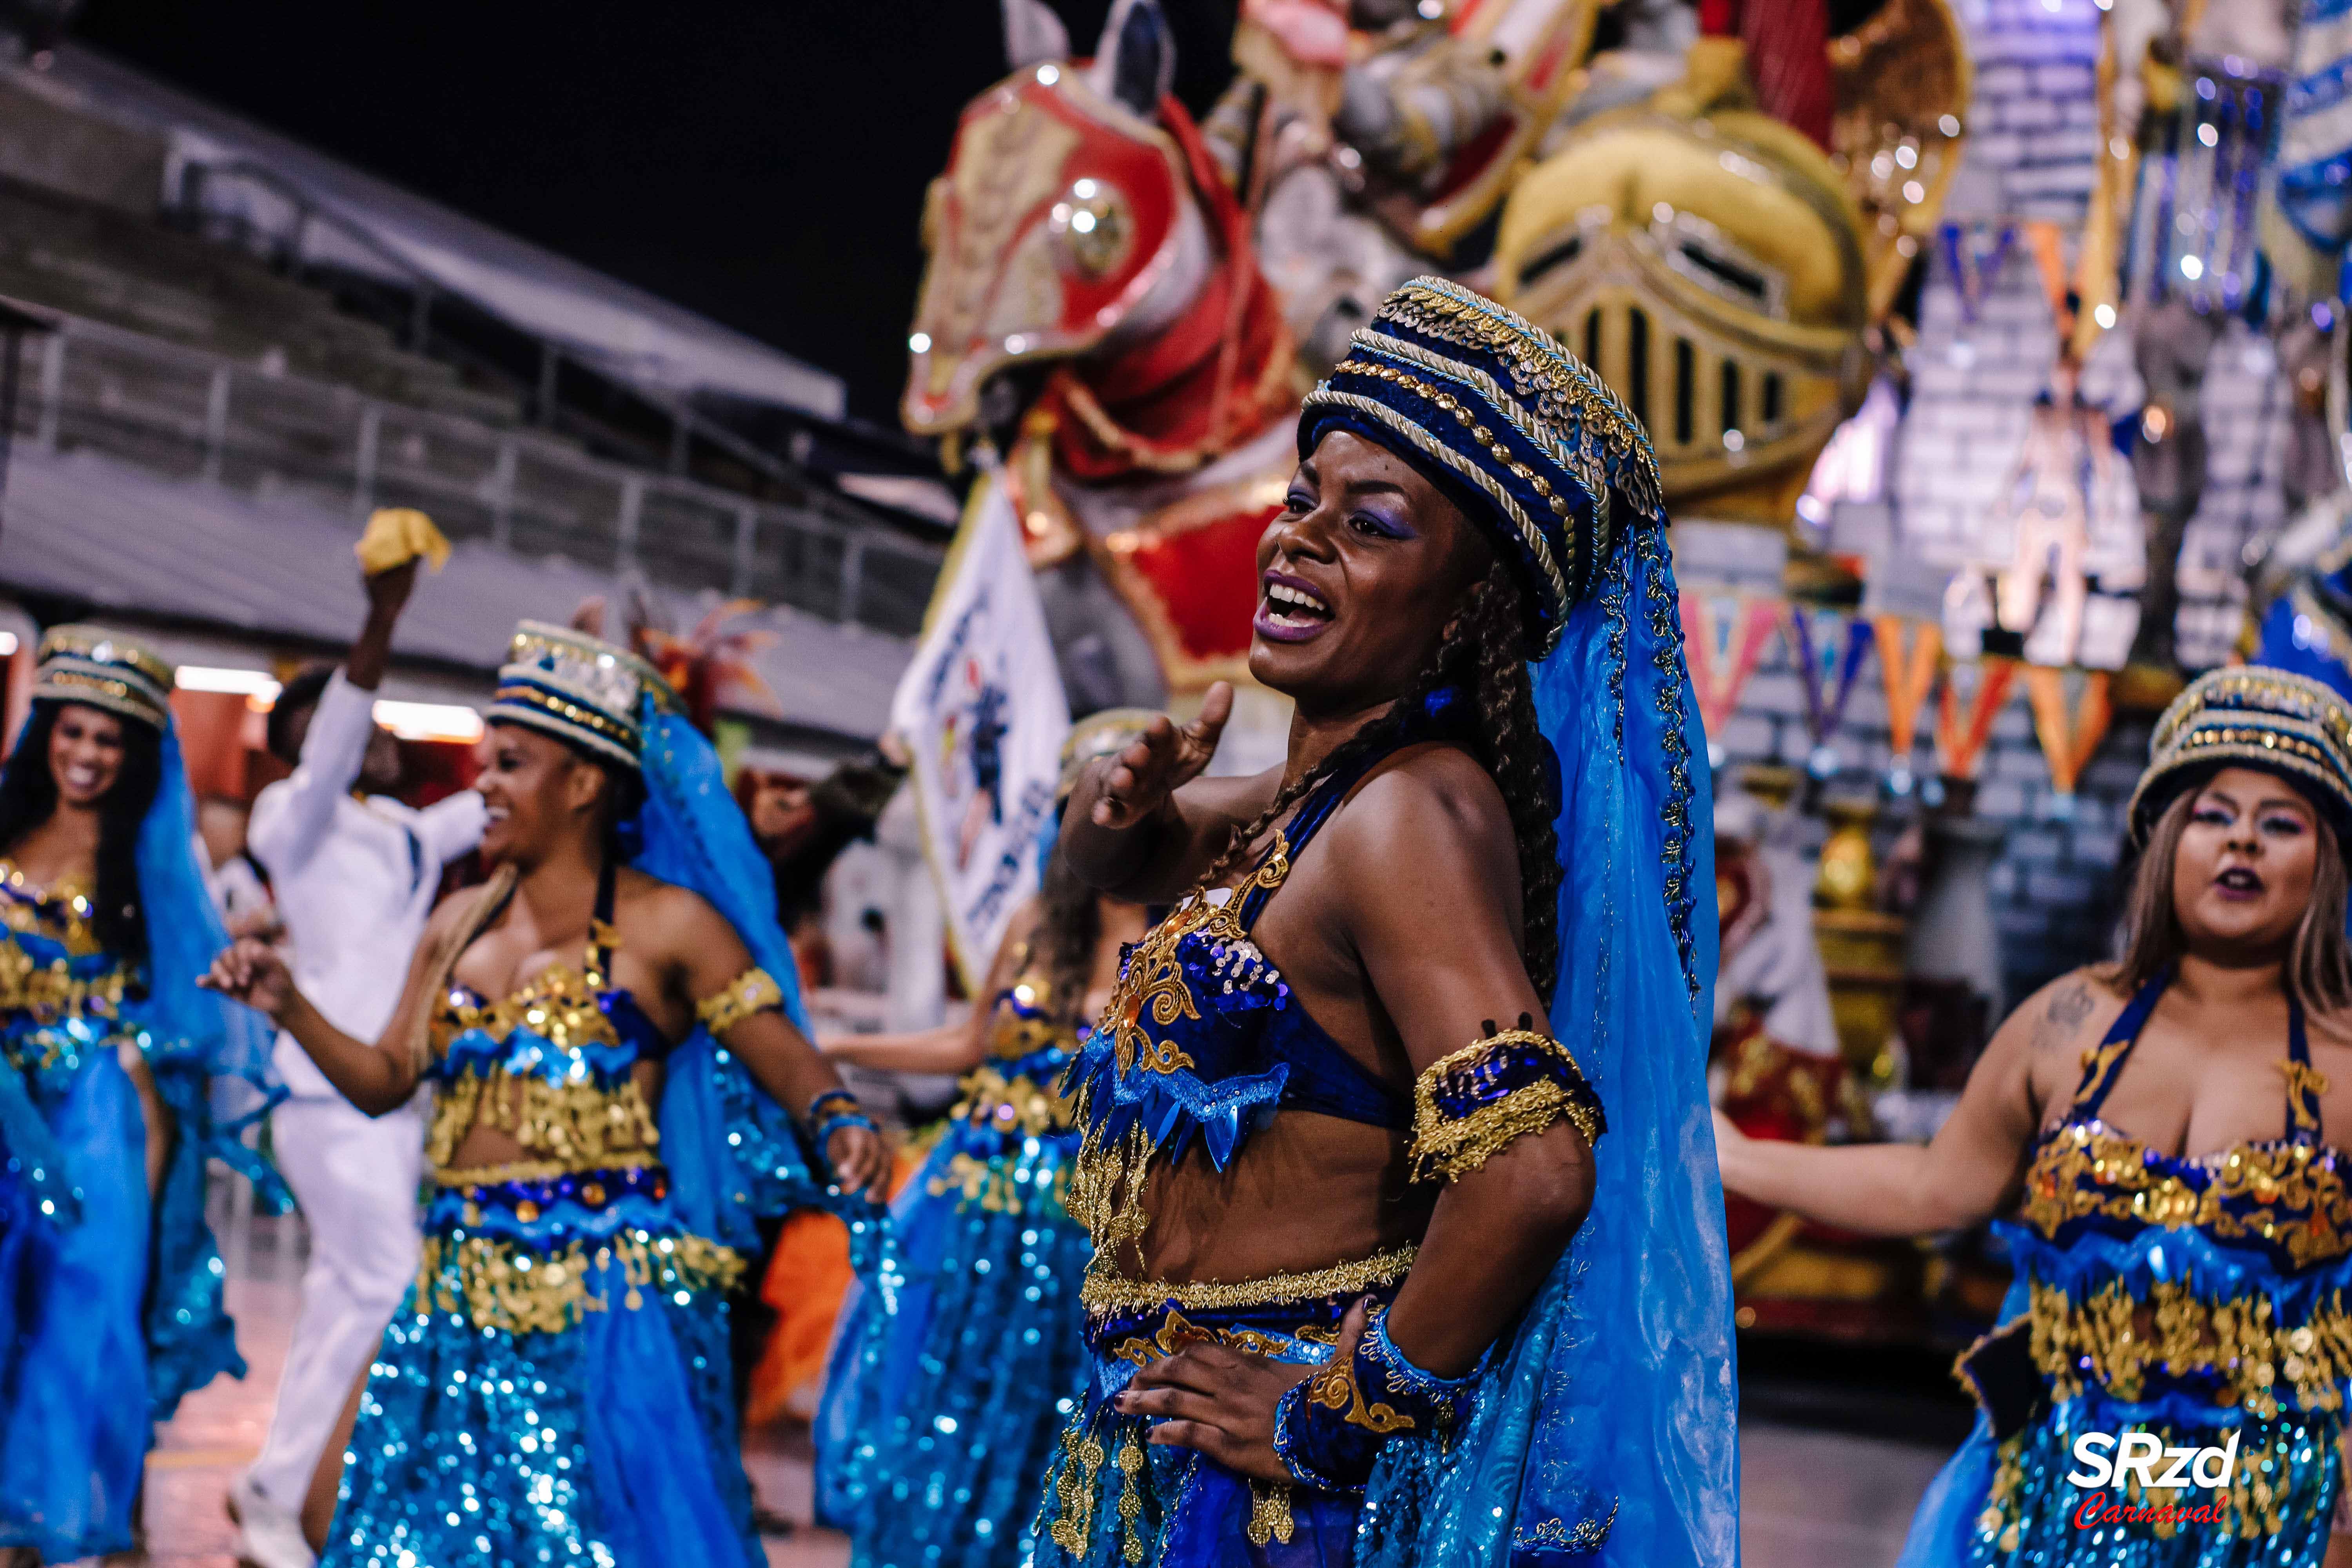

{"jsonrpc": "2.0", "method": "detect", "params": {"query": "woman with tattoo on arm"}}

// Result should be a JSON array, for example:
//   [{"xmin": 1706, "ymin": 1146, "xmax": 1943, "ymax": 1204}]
[
  {"xmin": 1031, "ymin": 279, "xmax": 1736, "ymax": 1567},
  {"xmin": 1718, "ymin": 670, "xmax": 2352, "ymax": 1568},
  {"xmin": 203, "ymin": 622, "xmax": 886, "ymax": 1568}
]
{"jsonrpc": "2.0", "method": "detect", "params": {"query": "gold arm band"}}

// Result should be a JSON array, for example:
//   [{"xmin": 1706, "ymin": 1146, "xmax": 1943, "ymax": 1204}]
[
  {"xmin": 1409, "ymin": 1028, "xmax": 1604, "ymax": 1185},
  {"xmin": 695, "ymin": 967, "xmax": 785, "ymax": 1037}
]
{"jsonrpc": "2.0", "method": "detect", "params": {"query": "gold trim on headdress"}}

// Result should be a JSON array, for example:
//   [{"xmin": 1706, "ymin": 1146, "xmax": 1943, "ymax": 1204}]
[
  {"xmin": 31, "ymin": 625, "xmax": 174, "ymax": 731},
  {"xmin": 2127, "ymin": 668, "xmax": 2352, "ymax": 844},
  {"xmin": 1299, "ymin": 276, "xmax": 1664, "ymax": 656},
  {"xmin": 485, "ymin": 621, "xmax": 679, "ymax": 770}
]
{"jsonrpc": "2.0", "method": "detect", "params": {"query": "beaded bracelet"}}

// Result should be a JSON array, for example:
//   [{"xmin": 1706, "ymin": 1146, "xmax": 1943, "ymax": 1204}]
[
  {"xmin": 806, "ymin": 1087, "xmax": 862, "ymax": 1124},
  {"xmin": 1269, "ymin": 1309, "xmax": 1474, "ymax": 1494},
  {"xmin": 815, "ymin": 1110, "xmax": 878, "ymax": 1151}
]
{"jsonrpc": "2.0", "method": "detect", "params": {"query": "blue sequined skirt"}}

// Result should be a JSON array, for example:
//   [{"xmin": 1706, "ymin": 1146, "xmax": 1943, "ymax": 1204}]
[
  {"xmin": 1906, "ymin": 1401, "xmax": 2342, "ymax": 1568},
  {"xmin": 818, "ymin": 1055, "xmax": 1093, "ymax": 1568},
  {"xmin": 1033, "ymin": 1287, "xmax": 1391, "ymax": 1568},
  {"xmin": 324, "ymin": 1170, "xmax": 762, "ymax": 1568},
  {"xmin": 0, "ymin": 1022, "xmax": 242, "ymax": 1560}
]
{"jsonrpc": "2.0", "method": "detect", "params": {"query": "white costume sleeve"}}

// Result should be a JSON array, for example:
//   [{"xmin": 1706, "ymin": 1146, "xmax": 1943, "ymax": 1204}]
[{"xmin": 250, "ymin": 671, "xmax": 375, "ymax": 879}]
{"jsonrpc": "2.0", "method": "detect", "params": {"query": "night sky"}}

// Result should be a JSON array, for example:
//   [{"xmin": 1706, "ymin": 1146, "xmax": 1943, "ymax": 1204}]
[{"xmin": 67, "ymin": 0, "xmax": 1241, "ymax": 422}]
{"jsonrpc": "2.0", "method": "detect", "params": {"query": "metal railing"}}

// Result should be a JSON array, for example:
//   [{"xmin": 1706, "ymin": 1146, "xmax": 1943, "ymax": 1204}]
[
  {"xmin": 14, "ymin": 311, "xmax": 940, "ymax": 636},
  {"xmin": 167, "ymin": 157, "xmax": 855, "ymax": 499}
]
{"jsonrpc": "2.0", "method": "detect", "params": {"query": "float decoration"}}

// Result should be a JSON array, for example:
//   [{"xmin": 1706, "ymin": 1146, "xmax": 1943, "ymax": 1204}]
[
  {"xmin": 1682, "ymin": 590, "xmax": 1784, "ymax": 768},
  {"xmin": 1938, "ymin": 220, "xmax": 2017, "ymax": 328},
  {"xmin": 1933, "ymin": 657, "xmax": 2018, "ymax": 787},
  {"xmin": 1875, "ymin": 613, "xmax": 1942, "ymax": 794},
  {"xmin": 2022, "ymin": 666, "xmax": 2114, "ymax": 818},
  {"xmin": 1788, "ymin": 604, "xmax": 1875, "ymax": 778}
]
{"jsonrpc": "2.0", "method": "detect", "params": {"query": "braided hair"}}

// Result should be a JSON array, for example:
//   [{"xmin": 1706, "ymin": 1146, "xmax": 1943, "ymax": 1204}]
[
  {"xmin": 1034, "ymin": 842, "xmax": 1106, "ymax": 1029},
  {"xmin": 1191, "ymin": 560, "xmax": 1563, "ymax": 1002}
]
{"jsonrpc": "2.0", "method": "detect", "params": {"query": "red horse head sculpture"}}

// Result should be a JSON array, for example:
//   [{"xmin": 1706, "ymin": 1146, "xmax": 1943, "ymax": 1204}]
[{"xmin": 904, "ymin": 0, "xmax": 1293, "ymax": 483}]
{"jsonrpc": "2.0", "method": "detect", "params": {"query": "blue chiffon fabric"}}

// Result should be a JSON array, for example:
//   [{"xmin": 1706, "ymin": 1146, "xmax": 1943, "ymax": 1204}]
[
  {"xmin": 0, "ymin": 722, "xmax": 284, "ymax": 1559},
  {"xmin": 817, "ymin": 991, "xmax": 1094, "ymax": 1567},
  {"xmin": 327, "ymin": 1017, "xmax": 767, "ymax": 1568},
  {"xmin": 1355, "ymin": 506, "xmax": 1733, "ymax": 1568}
]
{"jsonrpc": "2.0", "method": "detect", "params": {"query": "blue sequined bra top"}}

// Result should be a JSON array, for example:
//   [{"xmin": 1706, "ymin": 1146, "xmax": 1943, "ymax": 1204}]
[
  {"xmin": 414, "ymin": 871, "xmax": 751, "ymax": 1336},
  {"xmin": 1062, "ymin": 745, "xmax": 1414, "ymax": 1258},
  {"xmin": 1989, "ymin": 969, "xmax": 2352, "ymax": 1422},
  {"xmin": 0, "ymin": 864, "xmax": 135, "ymax": 1058}
]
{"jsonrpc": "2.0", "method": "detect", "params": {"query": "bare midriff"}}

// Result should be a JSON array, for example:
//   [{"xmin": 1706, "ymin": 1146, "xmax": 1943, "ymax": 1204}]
[{"xmin": 1128, "ymin": 1109, "xmax": 1433, "ymax": 1287}]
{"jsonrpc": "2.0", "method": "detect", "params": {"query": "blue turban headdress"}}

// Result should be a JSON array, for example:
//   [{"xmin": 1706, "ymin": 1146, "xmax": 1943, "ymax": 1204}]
[{"xmin": 1298, "ymin": 279, "xmax": 1738, "ymax": 1568}]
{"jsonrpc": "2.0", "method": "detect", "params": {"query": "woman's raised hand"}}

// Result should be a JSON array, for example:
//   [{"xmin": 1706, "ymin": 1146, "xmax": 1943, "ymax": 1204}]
[
  {"xmin": 198, "ymin": 936, "xmax": 296, "ymax": 1019},
  {"xmin": 1091, "ymin": 682, "xmax": 1233, "ymax": 830}
]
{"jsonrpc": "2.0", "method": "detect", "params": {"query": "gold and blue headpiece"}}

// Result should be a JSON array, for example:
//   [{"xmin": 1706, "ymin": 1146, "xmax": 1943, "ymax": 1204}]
[
  {"xmin": 32, "ymin": 624, "xmax": 174, "ymax": 731},
  {"xmin": 2128, "ymin": 667, "xmax": 2352, "ymax": 845},
  {"xmin": 486, "ymin": 620, "xmax": 678, "ymax": 771},
  {"xmin": 1297, "ymin": 276, "xmax": 1665, "ymax": 657}
]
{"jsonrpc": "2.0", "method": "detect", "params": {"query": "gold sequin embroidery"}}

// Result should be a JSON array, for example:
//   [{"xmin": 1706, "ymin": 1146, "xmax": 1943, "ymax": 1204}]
[
  {"xmin": 427, "ymin": 933, "xmax": 626, "ymax": 1057},
  {"xmin": 1409, "ymin": 1028, "xmax": 1603, "ymax": 1184},
  {"xmin": 1043, "ymin": 1420, "xmax": 1105, "ymax": 1555},
  {"xmin": 1305, "ymin": 1352, "xmax": 1415, "ymax": 1434},
  {"xmin": 2022, "ymin": 1277, "xmax": 2352, "ymax": 1417},
  {"xmin": 2019, "ymin": 1122, "xmax": 2352, "ymax": 1270},
  {"xmin": 423, "ymin": 1067, "xmax": 662, "ymax": 1173},
  {"xmin": 1102, "ymin": 1306, "xmax": 1339, "ymax": 1368},
  {"xmin": 415, "ymin": 1228, "xmax": 743, "ymax": 1336},
  {"xmin": 1078, "ymin": 1245, "xmax": 1417, "ymax": 1316},
  {"xmin": 0, "ymin": 861, "xmax": 102, "ymax": 956},
  {"xmin": 0, "ymin": 936, "xmax": 131, "ymax": 1029},
  {"xmin": 928, "ymin": 1150, "xmax": 1073, "ymax": 1216},
  {"xmin": 1247, "ymin": 1482, "xmax": 1296, "ymax": 1546},
  {"xmin": 1069, "ymin": 842, "xmax": 1293, "ymax": 1260},
  {"xmin": 951, "ymin": 1062, "xmax": 1074, "ymax": 1139}
]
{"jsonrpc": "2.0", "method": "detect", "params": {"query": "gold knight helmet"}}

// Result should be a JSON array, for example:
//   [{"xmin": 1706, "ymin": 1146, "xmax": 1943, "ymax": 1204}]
[{"xmin": 1495, "ymin": 39, "xmax": 1870, "ymax": 532}]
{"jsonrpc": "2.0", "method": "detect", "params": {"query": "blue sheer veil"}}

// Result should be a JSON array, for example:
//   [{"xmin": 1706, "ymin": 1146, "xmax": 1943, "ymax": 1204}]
[
  {"xmin": 132, "ymin": 724, "xmax": 279, "ymax": 1098},
  {"xmin": 630, "ymin": 702, "xmax": 883, "ymax": 1263},
  {"xmin": 1358, "ymin": 520, "xmax": 1737, "ymax": 1566}
]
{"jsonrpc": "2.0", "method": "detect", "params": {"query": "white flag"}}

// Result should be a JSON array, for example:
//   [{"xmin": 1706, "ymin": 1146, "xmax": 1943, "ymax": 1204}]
[{"xmin": 889, "ymin": 472, "xmax": 1072, "ymax": 991}]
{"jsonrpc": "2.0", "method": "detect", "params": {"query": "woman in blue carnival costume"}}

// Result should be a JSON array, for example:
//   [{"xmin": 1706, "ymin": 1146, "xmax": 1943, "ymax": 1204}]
[
  {"xmin": 1721, "ymin": 666, "xmax": 2352, "ymax": 1568},
  {"xmin": 0, "ymin": 626, "xmax": 281, "ymax": 1562},
  {"xmin": 816, "ymin": 709, "xmax": 1158, "ymax": 1568},
  {"xmin": 1040, "ymin": 276, "xmax": 1736, "ymax": 1567},
  {"xmin": 203, "ymin": 620, "xmax": 889, "ymax": 1568}
]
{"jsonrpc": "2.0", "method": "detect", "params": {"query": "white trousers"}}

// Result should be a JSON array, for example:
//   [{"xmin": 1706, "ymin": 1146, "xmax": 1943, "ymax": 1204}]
[{"xmin": 248, "ymin": 1096, "xmax": 424, "ymax": 1511}]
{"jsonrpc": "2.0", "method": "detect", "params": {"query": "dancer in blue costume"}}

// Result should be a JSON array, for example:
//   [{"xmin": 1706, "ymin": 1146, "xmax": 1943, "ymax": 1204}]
[
  {"xmin": 0, "ymin": 626, "xmax": 281, "ymax": 1562},
  {"xmin": 817, "ymin": 708, "xmax": 1158, "ymax": 1568},
  {"xmin": 203, "ymin": 621, "xmax": 888, "ymax": 1568},
  {"xmin": 1039, "ymin": 277, "xmax": 1735, "ymax": 1567},
  {"xmin": 1721, "ymin": 666, "xmax": 2352, "ymax": 1567}
]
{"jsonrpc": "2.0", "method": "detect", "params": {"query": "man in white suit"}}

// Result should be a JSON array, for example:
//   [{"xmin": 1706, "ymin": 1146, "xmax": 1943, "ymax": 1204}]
[{"xmin": 231, "ymin": 560, "xmax": 486, "ymax": 1568}]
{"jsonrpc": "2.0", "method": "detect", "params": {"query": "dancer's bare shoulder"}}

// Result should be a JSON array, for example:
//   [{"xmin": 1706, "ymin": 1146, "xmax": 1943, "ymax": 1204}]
[
  {"xmin": 1988, "ymin": 967, "xmax": 2131, "ymax": 1122},
  {"xmin": 610, "ymin": 868, "xmax": 743, "ymax": 965}
]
